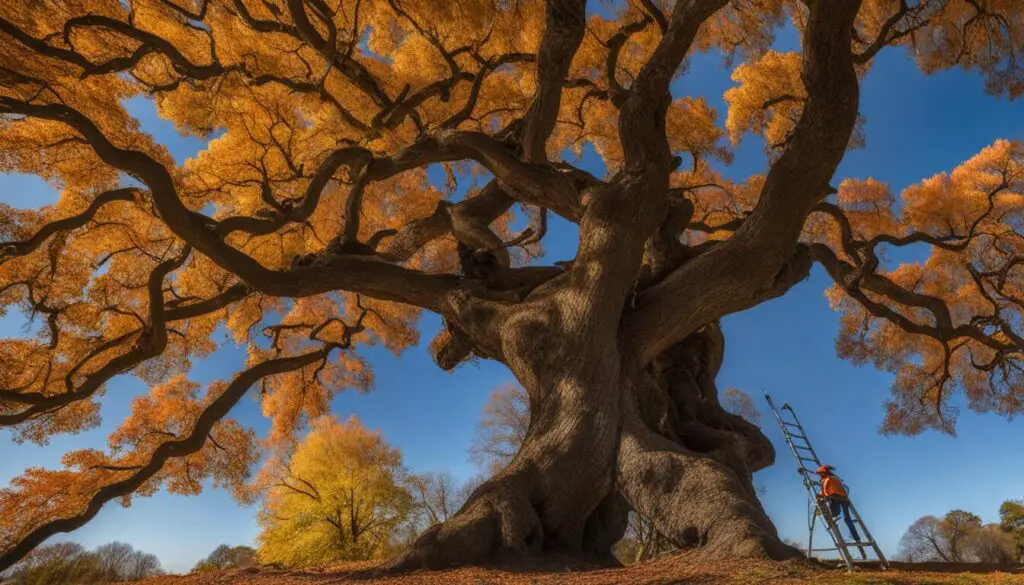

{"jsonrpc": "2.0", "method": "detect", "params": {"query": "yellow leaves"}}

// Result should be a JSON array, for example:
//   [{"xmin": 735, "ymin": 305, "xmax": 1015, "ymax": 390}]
[
  {"xmin": 256, "ymin": 415, "xmax": 412, "ymax": 567},
  {"xmin": 724, "ymin": 50, "xmax": 803, "ymax": 147}
]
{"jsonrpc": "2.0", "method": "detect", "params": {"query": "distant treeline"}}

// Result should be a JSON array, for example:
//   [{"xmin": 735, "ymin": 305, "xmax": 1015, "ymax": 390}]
[
  {"xmin": 0, "ymin": 541, "xmax": 162, "ymax": 584},
  {"xmin": 896, "ymin": 500, "xmax": 1024, "ymax": 563}
]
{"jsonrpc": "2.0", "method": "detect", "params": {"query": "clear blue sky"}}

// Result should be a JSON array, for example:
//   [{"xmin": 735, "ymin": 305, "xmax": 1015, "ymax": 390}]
[{"xmin": 2, "ymin": 13, "xmax": 1024, "ymax": 574}]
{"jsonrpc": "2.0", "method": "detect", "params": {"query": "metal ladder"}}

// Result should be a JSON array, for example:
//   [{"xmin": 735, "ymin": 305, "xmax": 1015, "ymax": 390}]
[{"xmin": 764, "ymin": 391, "xmax": 887, "ymax": 571}]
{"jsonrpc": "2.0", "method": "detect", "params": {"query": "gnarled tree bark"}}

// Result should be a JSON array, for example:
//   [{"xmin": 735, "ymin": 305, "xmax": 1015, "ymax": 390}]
[
  {"xmin": 391, "ymin": 0, "xmax": 859, "ymax": 569},
  {"xmin": 394, "ymin": 321, "xmax": 800, "ymax": 570},
  {"xmin": 0, "ymin": 0, "xmax": 885, "ymax": 572}
]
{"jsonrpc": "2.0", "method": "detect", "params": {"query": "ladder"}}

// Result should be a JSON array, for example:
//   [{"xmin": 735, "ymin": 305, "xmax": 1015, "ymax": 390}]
[{"xmin": 763, "ymin": 391, "xmax": 888, "ymax": 571}]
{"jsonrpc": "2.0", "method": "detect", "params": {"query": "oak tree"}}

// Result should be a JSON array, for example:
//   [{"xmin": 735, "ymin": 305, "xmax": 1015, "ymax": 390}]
[{"xmin": 1, "ymin": 0, "xmax": 1024, "ymax": 572}]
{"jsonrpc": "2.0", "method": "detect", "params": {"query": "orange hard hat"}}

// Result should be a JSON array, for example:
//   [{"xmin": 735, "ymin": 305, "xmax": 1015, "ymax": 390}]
[{"xmin": 816, "ymin": 465, "xmax": 835, "ymax": 474}]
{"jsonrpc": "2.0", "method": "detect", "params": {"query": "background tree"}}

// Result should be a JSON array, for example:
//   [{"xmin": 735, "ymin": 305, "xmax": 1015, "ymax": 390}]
[
  {"xmin": 0, "ymin": 543, "xmax": 102, "ymax": 585},
  {"xmin": 1, "ymin": 541, "xmax": 161, "ymax": 584},
  {"xmin": 940, "ymin": 510, "xmax": 983, "ymax": 563},
  {"xmin": 191, "ymin": 544, "xmax": 259, "ymax": 572},
  {"xmin": 396, "ymin": 471, "xmax": 481, "ymax": 552},
  {"xmin": 897, "ymin": 516, "xmax": 949, "ymax": 562},
  {"xmin": 1, "ymin": 0, "xmax": 1023, "ymax": 572},
  {"xmin": 965, "ymin": 524, "xmax": 1016, "ymax": 564},
  {"xmin": 93, "ymin": 542, "xmax": 162, "ymax": 581},
  {"xmin": 468, "ymin": 385, "xmax": 530, "ymax": 474},
  {"xmin": 406, "ymin": 471, "xmax": 467, "ymax": 528},
  {"xmin": 256, "ymin": 415, "xmax": 412, "ymax": 568},
  {"xmin": 896, "ymin": 510, "xmax": 1014, "ymax": 563},
  {"xmin": 720, "ymin": 388, "xmax": 762, "ymax": 425},
  {"xmin": 999, "ymin": 499, "xmax": 1024, "ymax": 562}
]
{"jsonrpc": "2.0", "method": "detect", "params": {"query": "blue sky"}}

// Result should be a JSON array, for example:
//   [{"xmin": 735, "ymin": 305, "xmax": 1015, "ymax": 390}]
[{"xmin": 2, "ymin": 15, "xmax": 1024, "ymax": 575}]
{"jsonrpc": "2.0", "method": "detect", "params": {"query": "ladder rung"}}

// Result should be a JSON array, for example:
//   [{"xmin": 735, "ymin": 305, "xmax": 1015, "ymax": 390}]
[
  {"xmin": 767, "ymin": 396, "xmax": 889, "ymax": 569},
  {"xmin": 842, "ymin": 541, "xmax": 877, "ymax": 547}
]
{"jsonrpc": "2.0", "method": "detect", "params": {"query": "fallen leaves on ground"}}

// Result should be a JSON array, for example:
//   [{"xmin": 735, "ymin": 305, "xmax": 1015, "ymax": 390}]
[{"xmin": 127, "ymin": 552, "xmax": 1024, "ymax": 585}]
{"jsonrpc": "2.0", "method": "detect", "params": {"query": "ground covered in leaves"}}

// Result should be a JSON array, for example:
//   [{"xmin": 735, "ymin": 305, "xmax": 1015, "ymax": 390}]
[{"xmin": 130, "ymin": 552, "xmax": 1024, "ymax": 585}]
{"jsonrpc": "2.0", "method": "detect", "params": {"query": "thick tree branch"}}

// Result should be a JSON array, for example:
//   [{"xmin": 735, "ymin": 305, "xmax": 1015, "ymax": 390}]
[
  {"xmin": 625, "ymin": 0, "xmax": 864, "ymax": 365},
  {"xmin": 0, "ymin": 189, "xmax": 138, "ymax": 265},
  {"xmin": 0, "ymin": 343, "xmax": 345, "ymax": 572},
  {"xmin": 0, "ymin": 281, "xmax": 249, "ymax": 412},
  {"xmin": 520, "ymin": 0, "xmax": 587, "ymax": 162},
  {"xmin": 0, "ymin": 97, "xmax": 460, "ymax": 312}
]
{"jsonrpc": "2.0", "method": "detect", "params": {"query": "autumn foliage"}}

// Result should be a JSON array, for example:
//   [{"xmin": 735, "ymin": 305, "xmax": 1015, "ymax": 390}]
[
  {"xmin": 1, "ymin": 0, "xmax": 1024, "ymax": 572},
  {"xmin": 255, "ymin": 416, "xmax": 412, "ymax": 567}
]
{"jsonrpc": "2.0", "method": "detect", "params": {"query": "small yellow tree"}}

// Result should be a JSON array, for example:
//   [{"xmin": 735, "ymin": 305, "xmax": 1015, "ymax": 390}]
[{"xmin": 256, "ymin": 415, "xmax": 412, "ymax": 568}]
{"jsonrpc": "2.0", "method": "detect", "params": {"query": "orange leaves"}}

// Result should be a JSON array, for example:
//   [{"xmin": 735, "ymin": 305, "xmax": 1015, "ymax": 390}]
[
  {"xmin": 106, "ymin": 376, "xmax": 259, "ymax": 498},
  {"xmin": 903, "ymin": 140, "xmax": 1022, "ymax": 236},
  {"xmin": 695, "ymin": 0, "xmax": 790, "ymax": 60},
  {"xmin": 0, "ymin": 467, "xmax": 103, "ymax": 548},
  {"xmin": 724, "ymin": 51, "xmax": 803, "ymax": 148},
  {"xmin": 0, "ymin": 372, "xmax": 260, "ymax": 549},
  {"xmin": 910, "ymin": 0, "xmax": 1024, "ymax": 98},
  {"xmin": 819, "ymin": 140, "xmax": 1024, "ymax": 435},
  {"xmin": 835, "ymin": 178, "xmax": 899, "ymax": 240},
  {"xmin": 667, "ymin": 97, "xmax": 731, "ymax": 168}
]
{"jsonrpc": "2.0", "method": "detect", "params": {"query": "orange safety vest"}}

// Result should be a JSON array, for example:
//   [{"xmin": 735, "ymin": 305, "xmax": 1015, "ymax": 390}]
[{"xmin": 819, "ymin": 475, "xmax": 848, "ymax": 499}]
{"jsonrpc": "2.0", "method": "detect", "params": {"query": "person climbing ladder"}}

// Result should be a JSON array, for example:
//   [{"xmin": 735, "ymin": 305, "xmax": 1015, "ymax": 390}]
[
  {"xmin": 764, "ymin": 391, "xmax": 886, "ymax": 570},
  {"xmin": 815, "ymin": 465, "xmax": 866, "ymax": 559}
]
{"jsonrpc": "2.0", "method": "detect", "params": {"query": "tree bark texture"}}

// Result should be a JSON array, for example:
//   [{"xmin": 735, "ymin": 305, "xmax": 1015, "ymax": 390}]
[
  {"xmin": 0, "ymin": 0, "xmax": 866, "ymax": 572},
  {"xmin": 392, "ymin": 0, "xmax": 862, "ymax": 568},
  {"xmin": 393, "ymin": 323, "xmax": 800, "ymax": 570}
]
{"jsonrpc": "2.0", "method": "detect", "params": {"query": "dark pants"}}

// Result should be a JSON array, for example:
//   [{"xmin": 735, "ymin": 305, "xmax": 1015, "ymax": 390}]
[{"xmin": 826, "ymin": 497, "xmax": 861, "ymax": 542}]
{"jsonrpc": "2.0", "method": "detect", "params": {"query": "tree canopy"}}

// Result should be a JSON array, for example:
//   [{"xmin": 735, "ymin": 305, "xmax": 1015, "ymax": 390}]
[
  {"xmin": 255, "ymin": 415, "xmax": 412, "ymax": 567},
  {"xmin": 1, "ymin": 0, "xmax": 1023, "ymax": 571}
]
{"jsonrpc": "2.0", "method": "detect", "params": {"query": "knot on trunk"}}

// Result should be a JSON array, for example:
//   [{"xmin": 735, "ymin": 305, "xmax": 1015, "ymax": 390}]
[{"xmin": 430, "ymin": 319, "xmax": 474, "ymax": 370}]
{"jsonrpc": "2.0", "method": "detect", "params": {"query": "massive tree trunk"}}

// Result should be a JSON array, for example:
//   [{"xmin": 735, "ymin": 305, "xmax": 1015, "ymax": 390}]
[
  {"xmin": 392, "ymin": 0, "xmax": 859, "ymax": 571},
  {"xmin": 392, "ymin": 321, "xmax": 799, "ymax": 570}
]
